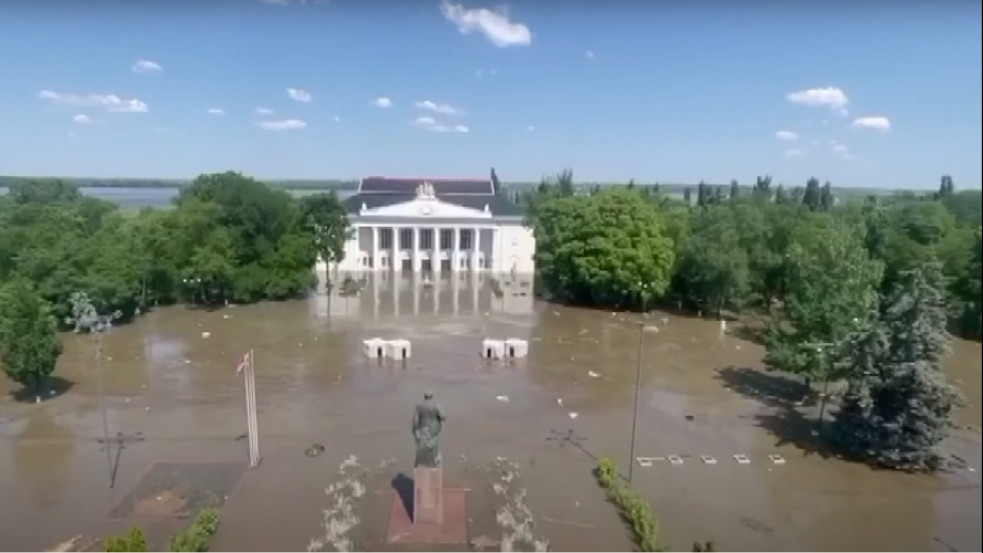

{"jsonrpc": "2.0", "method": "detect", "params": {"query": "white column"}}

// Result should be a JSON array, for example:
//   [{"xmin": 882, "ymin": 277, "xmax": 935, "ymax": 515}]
[
  {"xmin": 451, "ymin": 226, "xmax": 460, "ymax": 272},
  {"xmin": 372, "ymin": 226, "xmax": 380, "ymax": 272},
  {"xmin": 412, "ymin": 226, "xmax": 421, "ymax": 273},
  {"xmin": 392, "ymin": 269, "xmax": 399, "ymax": 316},
  {"xmin": 471, "ymin": 227, "xmax": 482, "ymax": 272},
  {"xmin": 431, "ymin": 226, "xmax": 440, "ymax": 275},
  {"xmin": 391, "ymin": 226, "xmax": 399, "ymax": 273}
]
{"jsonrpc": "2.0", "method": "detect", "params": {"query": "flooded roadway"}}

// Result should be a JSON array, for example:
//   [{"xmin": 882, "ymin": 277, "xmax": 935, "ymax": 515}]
[{"xmin": 0, "ymin": 273, "xmax": 980, "ymax": 552}]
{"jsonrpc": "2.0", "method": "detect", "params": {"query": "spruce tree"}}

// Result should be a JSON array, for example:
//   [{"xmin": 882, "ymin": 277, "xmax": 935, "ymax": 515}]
[{"xmin": 831, "ymin": 262, "xmax": 962, "ymax": 471}]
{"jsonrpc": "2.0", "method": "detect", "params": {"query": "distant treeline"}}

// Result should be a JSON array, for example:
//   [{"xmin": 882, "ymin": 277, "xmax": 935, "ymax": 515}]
[{"xmin": 0, "ymin": 175, "xmax": 936, "ymax": 197}]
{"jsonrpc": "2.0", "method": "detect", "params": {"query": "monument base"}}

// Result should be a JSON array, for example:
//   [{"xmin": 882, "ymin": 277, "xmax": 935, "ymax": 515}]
[{"xmin": 387, "ymin": 486, "xmax": 468, "ymax": 544}]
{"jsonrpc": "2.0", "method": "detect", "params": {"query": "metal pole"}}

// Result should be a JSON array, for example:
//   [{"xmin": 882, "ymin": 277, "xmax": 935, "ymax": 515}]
[
  {"xmin": 94, "ymin": 330, "xmax": 113, "ymax": 488},
  {"xmin": 242, "ymin": 353, "xmax": 255, "ymax": 467},
  {"xmin": 628, "ymin": 321, "xmax": 644, "ymax": 483}
]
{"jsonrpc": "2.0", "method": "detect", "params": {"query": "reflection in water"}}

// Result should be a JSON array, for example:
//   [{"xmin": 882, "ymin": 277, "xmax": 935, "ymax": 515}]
[
  {"xmin": 13, "ymin": 408, "xmax": 74, "ymax": 507},
  {"xmin": 312, "ymin": 272, "xmax": 535, "ymax": 319}
]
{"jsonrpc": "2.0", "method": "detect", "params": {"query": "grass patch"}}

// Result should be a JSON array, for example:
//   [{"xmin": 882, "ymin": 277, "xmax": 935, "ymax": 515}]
[{"xmin": 594, "ymin": 457, "xmax": 715, "ymax": 552}]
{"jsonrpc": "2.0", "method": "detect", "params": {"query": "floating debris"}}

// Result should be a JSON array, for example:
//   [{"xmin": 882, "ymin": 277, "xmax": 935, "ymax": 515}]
[
  {"xmin": 587, "ymin": 370, "xmax": 601, "ymax": 379},
  {"xmin": 734, "ymin": 454, "xmax": 751, "ymax": 465},
  {"xmin": 768, "ymin": 454, "xmax": 786, "ymax": 465},
  {"xmin": 700, "ymin": 455, "xmax": 717, "ymax": 465},
  {"xmin": 556, "ymin": 398, "xmax": 563, "ymax": 407},
  {"xmin": 201, "ymin": 331, "xmax": 211, "ymax": 338},
  {"xmin": 305, "ymin": 443, "xmax": 326, "ymax": 458},
  {"xmin": 667, "ymin": 455, "xmax": 684, "ymax": 465},
  {"xmin": 496, "ymin": 395, "xmax": 510, "ymax": 403},
  {"xmin": 568, "ymin": 412, "xmax": 578, "ymax": 420}
]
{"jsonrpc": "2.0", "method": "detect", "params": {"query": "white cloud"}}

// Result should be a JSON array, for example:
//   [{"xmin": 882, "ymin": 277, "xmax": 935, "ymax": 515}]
[
  {"xmin": 475, "ymin": 68, "xmax": 497, "ymax": 77},
  {"xmin": 255, "ymin": 107, "xmax": 275, "ymax": 115},
  {"xmin": 415, "ymin": 100, "xmax": 465, "ymax": 116},
  {"xmin": 38, "ymin": 90, "xmax": 148, "ymax": 113},
  {"xmin": 255, "ymin": 119, "xmax": 306, "ymax": 130},
  {"xmin": 73, "ymin": 114, "xmax": 94, "ymax": 124},
  {"xmin": 786, "ymin": 87, "xmax": 849, "ymax": 117},
  {"xmin": 585, "ymin": 50, "xmax": 595, "ymax": 60},
  {"xmin": 775, "ymin": 130, "xmax": 799, "ymax": 142},
  {"xmin": 373, "ymin": 97, "xmax": 393, "ymax": 108},
  {"xmin": 411, "ymin": 116, "xmax": 469, "ymax": 133},
  {"xmin": 439, "ymin": 1, "xmax": 531, "ymax": 48},
  {"xmin": 333, "ymin": 115, "xmax": 340, "ymax": 122},
  {"xmin": 850, "ymin": 116, "xmax": 891, "ymax": 132},
  {"xmin": 784, "ymin": 148, "xmax": 806, "ymax": 158},
  {"xmin": 132, "ymin": 59, "xmax": 163, "ymax": 74},
  {"xmin": 829, "ymin": 139, "xmax": 853, "ymax": 159},
  {"xmin": 207, "ymin": 108, "xmax": 226, "ymax": 116},
  {"xmin": 526, "ymin": 125, "xmax": 535, "ymax": 132},
  {"xmin": 287, "ymin": 88, "xmax": 312, "ymax": 102}
]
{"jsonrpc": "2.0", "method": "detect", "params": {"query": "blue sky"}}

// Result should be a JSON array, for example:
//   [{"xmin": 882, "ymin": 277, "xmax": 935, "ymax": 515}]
[{"xmin": 0, "ymin": 0, "xmax": 980, "ymax": 189}]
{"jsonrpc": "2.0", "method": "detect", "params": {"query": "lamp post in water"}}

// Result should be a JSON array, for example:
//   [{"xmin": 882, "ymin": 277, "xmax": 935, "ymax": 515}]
[
  {"xmin": 66, "ymin": 292, "xmax": 122, "ymax": 488},
  {"xmin": 628, "ymin": 284, "xmax": 653, "ymax": 483}
]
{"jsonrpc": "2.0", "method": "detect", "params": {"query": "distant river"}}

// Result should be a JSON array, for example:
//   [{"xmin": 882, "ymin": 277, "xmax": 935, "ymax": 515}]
[{"xmin": 0, "ymin": 186, "xmax": 356, "ymax": 209}]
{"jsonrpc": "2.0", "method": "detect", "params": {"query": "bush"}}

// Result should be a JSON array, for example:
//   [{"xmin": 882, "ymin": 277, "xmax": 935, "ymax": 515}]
[
  {"xmin": 168, "ymin": 507, "xmax": 221, "ymax": 552},
  {"xmin": 104, "ymin": 526, "xmax": 148, "ymax": 552},
  {"xmin": 594, "ymin": 457, "xmax": 662, "ymax": 551}
]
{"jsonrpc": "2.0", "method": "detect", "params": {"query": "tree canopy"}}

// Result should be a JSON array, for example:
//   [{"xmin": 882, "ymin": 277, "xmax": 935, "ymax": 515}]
[{"xmin": 0, "ymin": 172, "xmax": 350, "ymax": 321}]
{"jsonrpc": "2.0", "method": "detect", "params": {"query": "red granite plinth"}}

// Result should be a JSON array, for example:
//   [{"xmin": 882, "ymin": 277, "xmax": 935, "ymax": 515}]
[{"xmin": 386, "ymin": 488, "xmax": 468, "ymax": 544}]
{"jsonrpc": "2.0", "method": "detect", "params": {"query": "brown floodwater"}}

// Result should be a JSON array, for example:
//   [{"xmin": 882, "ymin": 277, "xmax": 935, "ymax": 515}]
[{"xmin": 0, "ymin": 273, "xmax": 980, "ymax": 552}]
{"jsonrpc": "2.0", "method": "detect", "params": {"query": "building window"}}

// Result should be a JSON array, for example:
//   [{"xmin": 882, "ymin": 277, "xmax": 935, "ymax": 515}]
[
  {"xmin": 420, "ymin": 228, "xmax": 434, "ymax": 250},
  {"xmin": 440, "ymin": 229, "xmax": 453, "ymax": 250},
  {"xmin": 459, "ymin": 229, "xmax": 472, "ymax": 251},
  {"xmin": 379, "ymin": 228, "xmax": 393, "ymax": 249},
  {"xmin": 399, "ymin": 228, "xmax": 413, "ymax": 250}
]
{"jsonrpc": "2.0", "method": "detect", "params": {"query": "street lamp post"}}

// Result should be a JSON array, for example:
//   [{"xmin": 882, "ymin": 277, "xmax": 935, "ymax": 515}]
[
  {"xmin": 628, "ymin": 320, "xmax": 644, "ymax": 483},
  {"xmin": 627, "ymin": 284, "xmax": 651, "ymax": 483},
  {"xmin": 67, "ymin": 293, "xmax": 122, "ymax": 488}
]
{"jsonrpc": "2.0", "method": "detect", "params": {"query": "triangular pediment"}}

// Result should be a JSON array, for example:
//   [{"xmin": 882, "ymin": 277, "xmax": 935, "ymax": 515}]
[{"xmin": 360, "ymin": 198, "xmax": 492, "ymax": 219}]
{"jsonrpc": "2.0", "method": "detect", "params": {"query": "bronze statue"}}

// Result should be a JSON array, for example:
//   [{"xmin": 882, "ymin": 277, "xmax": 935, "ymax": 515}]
[{"xmin": 412, "ymin": 392, "xmax": 446, "ymax": 468}]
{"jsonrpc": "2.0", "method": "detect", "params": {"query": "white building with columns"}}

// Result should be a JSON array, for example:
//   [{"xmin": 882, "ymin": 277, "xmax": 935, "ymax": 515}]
[{"xmin": 324, "ymin": 174, "xmax": 536, "ymax": 276}]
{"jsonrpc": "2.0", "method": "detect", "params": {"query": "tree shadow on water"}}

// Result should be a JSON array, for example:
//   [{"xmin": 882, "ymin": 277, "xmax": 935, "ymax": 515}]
[
  {"xmin": 9, "ymin": 376, "xmax": 76, "ymax": 403},
  {"xmin": 716, "ymin": 366, "xmax": 839, "ymax": 460},
  {"xmin": 391, "ymin": 472, "xmax": 414, "ymax": 521},
  {"xmin": 715, "ymin": 366, "xmax": 811, "ymax": 408}
]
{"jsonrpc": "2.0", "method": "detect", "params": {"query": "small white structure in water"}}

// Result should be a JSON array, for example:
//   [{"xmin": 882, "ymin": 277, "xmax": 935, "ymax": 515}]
[
  {"xmin": 363, "ymin": 338, "xmax": 387, "ymax": 358},
  {"xmin": 385, "ymin": 339, "xmax": 412, "ymax": 360},
  {"xmin": 504, "ymin": 338, "xmax": 529, "ymax": 359},
  {"xmin": 481, "ymin": 339, "xmax": 506, "ymax": 359}
]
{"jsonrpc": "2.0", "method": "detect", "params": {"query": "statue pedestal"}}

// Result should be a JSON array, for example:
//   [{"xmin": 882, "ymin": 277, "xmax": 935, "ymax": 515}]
[
  {"xmin": 413, "ymin": 468, "xmax": 443, "ymax": 525},
  {"xmin": 387, "ymin": 469, "xmax": 467, "ymax": 545}
]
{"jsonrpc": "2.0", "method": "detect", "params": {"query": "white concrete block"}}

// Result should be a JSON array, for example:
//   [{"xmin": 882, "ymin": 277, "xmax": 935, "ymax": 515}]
[
  {"xmin": 481, "ymin": 339, "xmax": 505, "ymax": 359},
  {"xmin": 363, "ymin": 338, "xmax": 386, "ymax": 358},
  {"xmin": 504, "ymin": 338, "xmax": 529, "ymax": 359},
  {"xmin": 384, "ymin": 339, "xmax": 412, "ymax": 360}
]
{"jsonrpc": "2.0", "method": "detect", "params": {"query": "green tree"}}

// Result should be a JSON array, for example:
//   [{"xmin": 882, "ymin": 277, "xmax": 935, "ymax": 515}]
[
  {"xmin": 534, "ymin": 188, "xmax": 675, "ymax": 309},
  {"xmin": 673, "ymin": 206, "xmax": 750, "ymax": 317},
  {"xmin": 729, "ymin": 179, "xmax": 739, "ymax": 200},
  {"xmin": 0, "ymin": 279, "xmax": 64, "ymax": 400},
  {"xmin": 831, "ymin": 263, "xmax": 962, "ymax": 471},
  {"xmin": 802, "ymin": 177, "xmax": 822, "ymax": 211},
  {"xmin": 765, "ymin": 216, "xmax": 883, "ymax": 382},
  {"xmin": 300, "ymin": 192, "xmax": 351, "ymax": 268}
]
